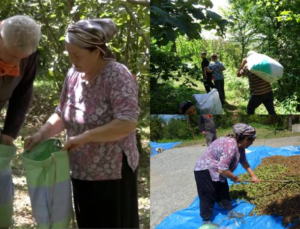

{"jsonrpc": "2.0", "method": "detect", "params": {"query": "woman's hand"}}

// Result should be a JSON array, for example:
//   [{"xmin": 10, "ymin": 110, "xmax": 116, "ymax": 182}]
[
  {"xmin": 24, "ymin": 132, "xmax": 43, "ymax": 151},
  {"xmin": 251, "ymin": 174, "xmax": 260, "ymax": 183},
  {"xmin": 62, "ymin": 134, "xmax": 88, "ymax": 152},
  {"xmin": 1, "ymin": 134, "xmax": 15, "ymax": 147},
  {"xmin": 231, "ymin": 176, "xmax": 241, "ymax": 183}
]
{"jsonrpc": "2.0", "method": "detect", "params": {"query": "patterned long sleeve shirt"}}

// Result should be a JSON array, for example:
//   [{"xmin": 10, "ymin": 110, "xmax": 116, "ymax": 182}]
[
  {"xmin": 194, "ymin": 137, "xmax": 247, "ymax": 182},
  {"xmin": 55, "ymin": 60, "xmax": 140, "ymax": 181}
]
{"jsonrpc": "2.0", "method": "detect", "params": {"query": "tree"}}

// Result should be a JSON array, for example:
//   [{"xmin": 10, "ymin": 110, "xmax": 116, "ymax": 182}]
[{"xmin": 151, "ymin": 0, "xmax": 228, "ymax": 47}]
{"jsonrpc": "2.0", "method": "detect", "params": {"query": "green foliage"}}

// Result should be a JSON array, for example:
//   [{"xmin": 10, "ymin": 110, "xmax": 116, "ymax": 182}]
[
  {"xmin": 150, "ymin": 115, "xmax": 165, "ymax": 142},
  {"xmin": 228, "ymin": 0, "xmax": 300, "ymax": 112},
  {"xmin": 164, "ymin": 117, "xmax": 193, "ymax": 140},
  {"xmin": 150, "ymin": 0, "xmax": 228, "ymax": 46},
  {"xmin": 150, "ymin": 43, "xmax": 200, "ymax": 85},
  {"xmin": 150, "ymin": 0, "xmax": 230, "ymax": 103}
]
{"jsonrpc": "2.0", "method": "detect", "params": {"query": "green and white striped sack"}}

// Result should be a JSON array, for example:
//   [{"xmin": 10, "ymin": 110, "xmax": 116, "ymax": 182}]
[
  {"xmin": 22, "ymin": 139, "xmax": 72, "ymax": 229},
  {"xmin": 0, "ymin": 141, "xmax": 17, "ymax": 228},
  {"xmin": 247, "ymin": 53, "xmax": 284, "ymax": 83}
]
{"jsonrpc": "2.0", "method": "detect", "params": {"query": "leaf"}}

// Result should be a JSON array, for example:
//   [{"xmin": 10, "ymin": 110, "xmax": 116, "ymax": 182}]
[
  {"xmin": 59, "ymin": 36, "xmax": 65, "ymax": 41},
  {"xmin": 190, "ymin": 8, "xmax": 205, "ymax": 20},
  {"xmin": 281, "ymin": 11, "xmax": 291, "ymax": 15},
  {"xmin": 206, "ymin": 10, "xmax": 222, "ymax": 21},
  {"xmin": 218, "ymin": 19, "xmax": 228, "ymax": 30}
]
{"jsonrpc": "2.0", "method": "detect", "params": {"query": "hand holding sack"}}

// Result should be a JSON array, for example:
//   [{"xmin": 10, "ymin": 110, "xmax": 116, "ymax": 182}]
[{"xmin": 22, "ymin": 139, "xmax": 72, "ymax": 229}]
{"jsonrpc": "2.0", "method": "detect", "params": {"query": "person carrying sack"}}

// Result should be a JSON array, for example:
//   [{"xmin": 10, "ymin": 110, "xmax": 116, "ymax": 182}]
[{"xmin": 237, "ymin": 51, "xmax": 276, "ymax": 115}]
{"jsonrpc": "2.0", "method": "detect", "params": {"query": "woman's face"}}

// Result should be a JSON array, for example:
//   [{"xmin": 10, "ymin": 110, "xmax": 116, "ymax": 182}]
[
  {"xmin": 241, "ymin": 136, "xmax": 255, "ymax": 149},
  {"xmin": 65, "ymin": 42, "xmax": 100, "ymax": 73}
]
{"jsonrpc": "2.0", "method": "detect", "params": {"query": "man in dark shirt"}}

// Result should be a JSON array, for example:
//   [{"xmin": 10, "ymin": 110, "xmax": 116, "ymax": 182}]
[
  {"xmin": 0, "ymin": 15, "xmax": 40, "ymax": 146},
  {"xmin": 201, "ymin": 52, "xmax": 215, "ymax": 93},
  {"xmin": 0, "ymin": 15, "xmax": 40, "ymax": 229},
  {"xmin": 199, "ymin": 114, "xmax": 217, "ymax": 146}
]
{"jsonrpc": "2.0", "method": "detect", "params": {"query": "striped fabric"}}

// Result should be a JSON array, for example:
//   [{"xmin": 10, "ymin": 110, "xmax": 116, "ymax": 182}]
[
  {"xmin": 242, "ymin": 67, "xmax": 272, "ymax": 95},
  {"xmin": 22, "ymin": 139, "xmax": 72, "ymax": 229},
  {"xmin": 0, "ymin": 143, "xmax": 17, "ymax": 228}
]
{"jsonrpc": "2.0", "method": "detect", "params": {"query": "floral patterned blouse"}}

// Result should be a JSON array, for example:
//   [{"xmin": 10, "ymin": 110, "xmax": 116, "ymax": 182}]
[
  {"xmin": 194, "ymin": 137, "xmax": 247, "ymax": 182},
  {"xmin": 55, "ymin": 61, "xmax": 140, "ymax": 181}
]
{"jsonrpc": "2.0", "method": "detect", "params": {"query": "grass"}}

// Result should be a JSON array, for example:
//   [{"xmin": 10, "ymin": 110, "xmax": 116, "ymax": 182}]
[
  {"xmin": 1, "ymin": 78, "xmax": 150, "ymax": 229},
  {"xmin": 157, "ymin": 123, "xmax": 300, "ymax": 148},
  {"xmin": 151, "ymin": 67, "xmax": 298, "ymax": 114}
]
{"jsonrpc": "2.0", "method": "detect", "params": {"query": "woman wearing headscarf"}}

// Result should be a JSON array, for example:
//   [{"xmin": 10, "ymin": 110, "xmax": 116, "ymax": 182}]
[
  {"xmin": 194, "ymin": 123, "xmax": 259, "ymax": 227},
  {"xmin": 25, "ymin": 19, "xmax": 139, "ymax": 228}
]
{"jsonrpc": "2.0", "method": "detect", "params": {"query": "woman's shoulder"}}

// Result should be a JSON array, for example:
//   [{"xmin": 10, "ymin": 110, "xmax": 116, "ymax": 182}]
[
  {"xmin": 219, "ymin": 136, "xmax": 237, "ymax": 146},
  {"xmin": 106, "ymin": 61, "xmax": 131, "ymax": 74},
  {"xmin": 104, "ymin": 61, "xmax": 135, "ymax": 83}
]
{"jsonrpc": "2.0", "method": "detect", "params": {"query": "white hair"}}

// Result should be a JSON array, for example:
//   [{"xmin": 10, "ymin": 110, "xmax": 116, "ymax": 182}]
[{"xmin": 0, "ymin": 15, "xmax": 41, "ymax": 54}]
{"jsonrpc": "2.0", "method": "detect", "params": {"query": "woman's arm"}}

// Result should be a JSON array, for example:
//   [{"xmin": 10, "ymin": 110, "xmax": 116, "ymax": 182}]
[
  {"xmin": 241, "ymin": 161, "xmax": 259, "ymax": 183},
  {"xmin": 218, "ymin": 169, "xmax": 240, "ymax": 183},
  {"xmin": 62, "ymin": 119, "xmax": 136, "ymax": 151},
  {"xmin": 25, "ymin": 113, "xmax": 64, "ymax": 150}
]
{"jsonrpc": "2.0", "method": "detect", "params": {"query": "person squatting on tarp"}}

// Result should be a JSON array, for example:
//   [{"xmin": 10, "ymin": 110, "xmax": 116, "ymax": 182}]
[
  {"xmin": 194, "ymin": 123, "xmax": 260, "ymax": 227},
  {"xmin": 201, "ymin": 52, "xmax": 215, "ymax": 93},
  {"xmin": 25, "ymin": 18, "xmax": 140, "ymax": 229},
  {"xmin": 198, "ymin": 114, "xmax": 217, "ymax": 146},
  {"xmin": 206, "ymin": 54, "xmax": 226, "ymax": 106},
  {"xmin": 0, "ymin": 15, "xmax": 41, "ymax": 229},
  {"xmin": 237, "ymin": 51, "xmax": 276, "ymax": 115}
]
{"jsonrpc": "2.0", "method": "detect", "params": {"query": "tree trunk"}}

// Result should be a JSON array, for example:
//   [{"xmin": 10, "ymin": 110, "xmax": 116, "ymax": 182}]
[{"xmin": 288, "ymin": 115, "xmax": 292, "ymax": 131}]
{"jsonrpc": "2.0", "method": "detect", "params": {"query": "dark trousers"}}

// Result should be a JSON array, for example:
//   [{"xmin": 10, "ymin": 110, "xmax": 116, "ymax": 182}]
[
  {"xmin": 203, "ymin": 77, "xmax": 215, "ymax": 93},
  {"xmin": 247, "ymin": 91, "xmax": 276, "ymax": 115},
  {"xmin": 71, "ymin": 154, "xmax": 139, "ymax": 229},
  {"xmin": 194, "ymin": 170, "xmax": 232, "ymax": 221},
  {"xmin": 205, "ymin": 132, "xmax": 217, "ymax": 146},
  {"xmin": 214, "ymin": 80, "xmax": 225, "ymax": 105}
]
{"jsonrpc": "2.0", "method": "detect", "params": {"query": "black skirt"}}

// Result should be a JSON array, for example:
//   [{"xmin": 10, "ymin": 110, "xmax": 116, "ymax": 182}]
[{"xmin": 71, "ymin": 154, "xmax": 139, "ymax": 229}]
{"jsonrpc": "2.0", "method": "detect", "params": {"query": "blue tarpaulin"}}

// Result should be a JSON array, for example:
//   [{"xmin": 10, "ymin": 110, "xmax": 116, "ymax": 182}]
[
  {"xmin": 150, "ymin": 141, "xmax": 182, "ymax": 157},
  {"xmin": 156, "ymin": 145, "xmax": 300, "ymax": 229}
]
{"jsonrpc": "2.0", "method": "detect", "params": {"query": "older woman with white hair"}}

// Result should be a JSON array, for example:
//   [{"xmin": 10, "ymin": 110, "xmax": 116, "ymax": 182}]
[
  {"xmin": 0, "ymin": 15, "xmax": 40, "ymax": 229},
  {"xmin": 25, "ymin": 18, "xmax": 140, "ymax": 228}
]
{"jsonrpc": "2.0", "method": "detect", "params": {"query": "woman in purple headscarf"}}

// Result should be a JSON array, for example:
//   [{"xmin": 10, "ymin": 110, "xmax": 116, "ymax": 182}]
[
  {"xmin": 25, "ymin": 19, "xmax": 139, "ymax": 228},
  {"xmin": 194, "ymin": 123, "xmax": 260, "ymax": 227}
]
